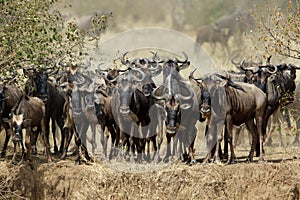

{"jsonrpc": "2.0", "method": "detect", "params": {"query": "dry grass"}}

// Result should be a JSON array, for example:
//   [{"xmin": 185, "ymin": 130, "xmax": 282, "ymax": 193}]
[{"xmin": 0, "ymin": 145, "xmax": 299, "ymax": 199}]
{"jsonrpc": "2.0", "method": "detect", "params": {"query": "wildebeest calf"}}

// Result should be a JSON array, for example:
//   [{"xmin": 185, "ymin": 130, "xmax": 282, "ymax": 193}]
[{"xmin": 4, "ymin": 95, "xmax": 52, "ymax": 165}]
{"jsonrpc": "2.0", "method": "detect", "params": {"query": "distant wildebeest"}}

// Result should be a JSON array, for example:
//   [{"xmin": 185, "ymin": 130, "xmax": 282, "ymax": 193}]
[
  {"xmin": 195, "ymin": 24, "xmax": 229, "ymax": 55},
  {"xmin": 214, "ymin": 10, "xmax": 255, "ymax": 45}
]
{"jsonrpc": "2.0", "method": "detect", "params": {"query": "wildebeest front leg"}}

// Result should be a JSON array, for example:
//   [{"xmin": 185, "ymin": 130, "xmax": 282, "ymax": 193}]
[
  {"xmin": 225, "ymin": 116, "xmax": 236, "ymax": 164},
  {"xmin": 173, "ymin": 135, "xmax": 179, "ymax": 161},
  {"xmin": 108, "ymin": 125, "xmax": 118, "ymax": 160},
  {"xmin": 164, "ymin": 134, "xmax": 172, "ymax": 162},
  {"xmin": 292, "ymin": 121, "xmax": 300, "ymax": 145},
  {"xmin": 10, "ymin": 141, "xmax": 18, "ymax": 164},
  {"xmin": 245, "ymin": 119, "xmax": 258, "ymax": 162},
  {"xmin": 41, "ymin": 119, "xmax": 52, "ymax": 162},
  {"xmin": 100, "ymin": 125, "xmax": 108, "ymax": 159},
  {"xmin": 213, "ymin": 129, "xmax": 223, "ymax": 164},
  {"xmin": 60, "ymin": 127, "xmax": 72, "ymax": 160},
  {"xmin": 255, "ymin": 113, "xmax": 265, "ymax": 162},
  {"xmin": 25, "ymin": 128, "xmax": 33, "ymax": 166}
]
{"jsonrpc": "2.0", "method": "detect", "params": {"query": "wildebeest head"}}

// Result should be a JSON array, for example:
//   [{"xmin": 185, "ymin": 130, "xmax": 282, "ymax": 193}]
[
  {"xmin": 60, "ymin": 82, "xmax": 83, "ymax": 117},
  {"xmin": 189, "ymin": 69, "xmax": 212, "ymax": 116},
  {"xmin": 268, "ymin": 63, "xmax": 299, "ymax": 105},
  {"xmin": 163, "ymin": 52, "xmax": 190, "ymax": 73},
  {"xmin": 3, "ymin": 96, "xmax": 31, "ymax": 142},
  {"xmin": 164, "ymin": 95, "xmax": 181, "ymax": 135},
  {"xmin": 82, "ymin": 83, "xmax": 95, "ymax": 111},
  {"xmin": 113, "ymin": 68, "xmax": 146, "ymax": 115},
  {"xmin": 153, "ymin": 80, "xmax": 194, "ymax": 135},
  {"xmin": 33, "ymin": 70, "xmax": 49, "ymax": 103}
]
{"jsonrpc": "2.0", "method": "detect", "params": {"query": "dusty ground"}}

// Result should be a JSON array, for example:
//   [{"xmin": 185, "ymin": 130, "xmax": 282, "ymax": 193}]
[{"xmin": 1, "ymin": 133, "xmax": 300, "ymax": 200}]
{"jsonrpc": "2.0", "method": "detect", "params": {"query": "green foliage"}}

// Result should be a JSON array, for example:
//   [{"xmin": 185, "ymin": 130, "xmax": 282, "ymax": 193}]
[
  {"xmin": 0, "ymin": 0, "xmax": 111, "ymax": 76},
  {"xmin": 253, "ymin": 0, "xmax": 300, "ymax": 60}
]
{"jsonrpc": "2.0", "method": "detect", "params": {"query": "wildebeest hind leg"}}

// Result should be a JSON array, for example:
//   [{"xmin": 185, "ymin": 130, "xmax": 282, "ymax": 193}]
[
  {"xmin": 1, "ymin": 128, "xmax": 11, "ymax": 158},
  {"xmin": 245, "ymin": 119, "xmax": 258, "ymax": 162}
]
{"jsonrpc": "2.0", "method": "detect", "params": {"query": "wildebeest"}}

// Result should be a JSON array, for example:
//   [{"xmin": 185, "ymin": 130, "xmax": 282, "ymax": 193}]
[
  {"xmin": 195, "ymin": 24, "xmax": 229, "ymax": 55},
  {"xmin": 119, "ymin": 52, "xmax": 164, "ymax": 162},
  {"xmin": 289, "ymin": 82, "xmax": 300, "ymax": 145},
  {"xmin": 94, "ymin": 85, "xmax": 120, "ymax": 160},
  {"xmin": 153, "ymin": 81, "xmax": 198, "ymax": 163},
  {"xmin": 60, "ymin": 80, "xmax": 99, "ymax": 164},
  {"xmin": 190, "ymin": 72, "xmax": 267, "ymax": 163},
  {"xmin": 110, "ymin": 67, "xmax": 149, "ymax": 162},
  {"xmin": 151, "ymin": 53, "xmax": 200, "ymax": 163},
  {"xmin": 24, "ymin": 66, "xmax": 69, "ymax": 156},
  {"xmin": 3, "ymin": 95, "xmax": 52, "ymax": 165},
  {"xmin": 238, "ymin": 58, "xmax": 300, "ymax": 155},
  {"xmin": 214, "ymin": 10, "xmax": 255, "ymax": 45},
  {"xmin": 0, "ymin": 83, "xmax": 22, "ymax": 158}
]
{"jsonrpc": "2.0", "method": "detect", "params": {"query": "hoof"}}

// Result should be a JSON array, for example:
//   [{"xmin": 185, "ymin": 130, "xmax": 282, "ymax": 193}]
[
  {"xmin": 154, "ymin": 157, "xmax": 161, "ymax": 164},
  {"xmin": 190, "ymin": 159, "xmax": 197, "ymax": 165},
  {"xmin": 258, "ymin": 159, "xmax": 266, "ymax": 164},
  {"xmin": 60, "ymin": 154, "xmax": 66, "ymax": 160},
  {"xmin": 53, "ymin": 146, "xmax": 59, "ymax": 154},
  {"xmin": 245, "ymin": 157, "xmax": 253, "ymax": 162},
  {"xmin": 75, "ymin": 160, "xmax": 81, "ymax": 165},
  {"xmin": 201, "ymin": 161, "xmax": 208, "ymax": 165},
  {"xmin": 214, "ymin": 159, "xmax": 223, "ymax": 165},
  {"xmin": 163, "ymin": 157, "xmax": 170, "ymax": 163},
  {"xmin": 227, "ymin": 159, "xmax": 235, "ymax": 165}
]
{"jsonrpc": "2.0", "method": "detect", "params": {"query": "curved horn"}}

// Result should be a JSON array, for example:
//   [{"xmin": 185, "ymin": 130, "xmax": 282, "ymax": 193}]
[
  {"xmin": 264, "ymin": 65, "xmax": 278, "ymax": 74},
  {"xmin": 266, "ymin": 55, "xmax": 272, "ymax": 65},
  {"xmin": 120, "ymin": 51, "xmax": 129, "ymax": 65},
  {"xmin": 176, "ymin": 51, "xmax": 188, "ymax": 63},
  {"xmin": 130, "ymin": 58, "xmax": 140, "ymax": 66},
  {"xmin": 150, "ymin": 51, "xmax": 160, "ymax": 62},
  {"xmin": 240, "ymin": 60, "xmax": 260, "ymax": 73},
  {"xmin": 117, "ymin": 68, "xmax": 129, "ymax": 73},
  {"xmin": 288, "ymin": 64, "xmax": 300, "ymax": 70},
  {"xmin": 176, "ymin": 81, "xmax": 194, "ymax": 101},
  {"xmin": 189, "ymin": 68, "xmax": 202, "ymax": 81},
  {"xmin": 231, "ymin": 53, "xmax": 241, "ymax": 66},
  {"xmin": 151, "ymin": 87, "xmax": 169, "ymax": 100},
  {"xmin": 239, "ymin": 59, "xmax": 246, "ymax": 71},
  {"xmin": 131, "ymin": 67, "xmax": 146, "ymax": 82}
]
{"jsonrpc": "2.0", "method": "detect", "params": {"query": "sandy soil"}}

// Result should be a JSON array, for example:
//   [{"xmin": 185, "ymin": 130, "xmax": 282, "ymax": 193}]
[{"xmin": 1, "ymin": 135, "xmax": 300, "ymax": 200}]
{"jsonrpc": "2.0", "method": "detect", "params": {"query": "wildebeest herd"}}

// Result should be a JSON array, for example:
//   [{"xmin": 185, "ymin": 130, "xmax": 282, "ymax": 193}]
[{"xmin": 0, "ymin": 52, "xmax": 299, "ymax": 167}]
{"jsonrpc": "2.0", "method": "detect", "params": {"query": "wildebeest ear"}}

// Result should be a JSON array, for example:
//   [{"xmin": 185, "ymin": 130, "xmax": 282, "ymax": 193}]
[
  {"xmin": 23, "ymin": 119, "xmax": 32, "ymax": 127},
  {"xmin": 2, "ymin": 118, "xmax": 10, "ymax": 124},
  {"xmin": 219, "ymin": 80, "xmax": 228, "ymax": 87}
]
